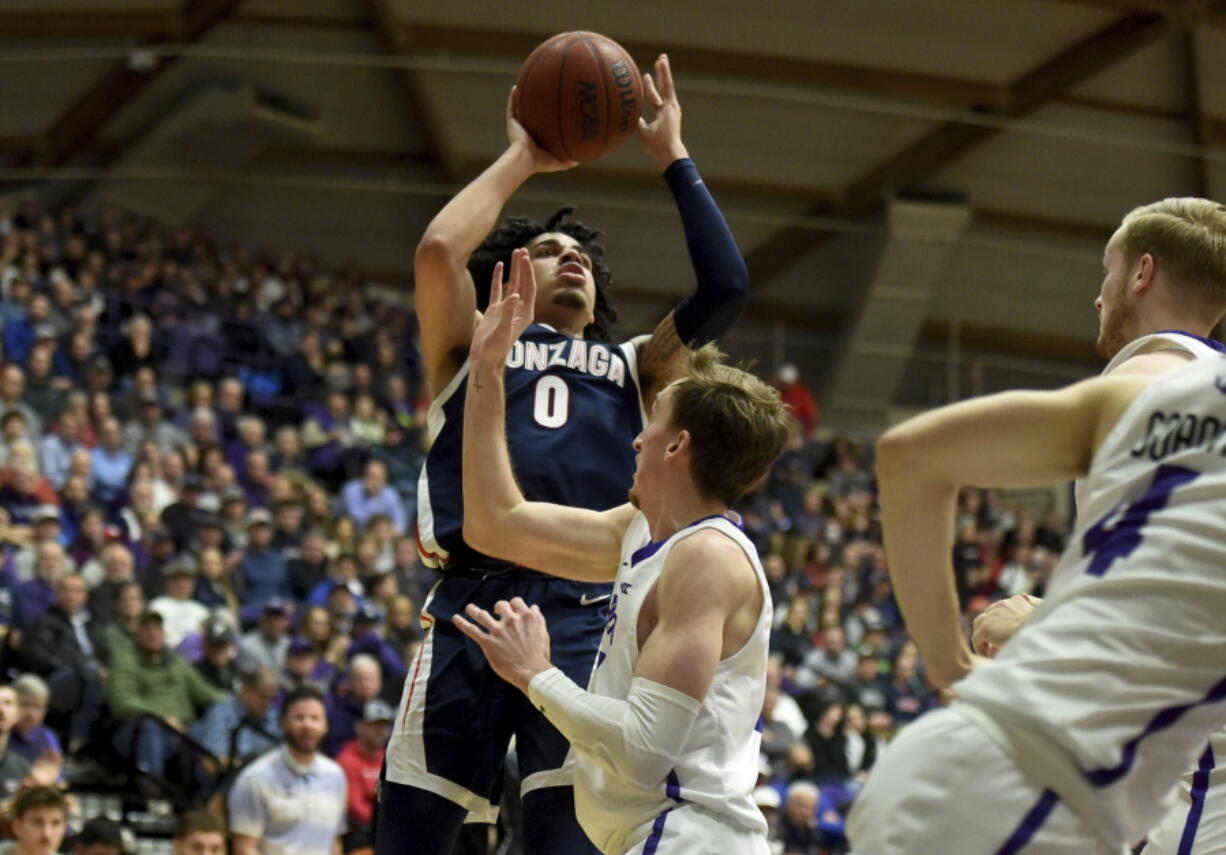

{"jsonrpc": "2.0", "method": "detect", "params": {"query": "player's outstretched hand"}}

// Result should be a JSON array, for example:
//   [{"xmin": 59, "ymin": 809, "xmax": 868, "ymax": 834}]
[
  {"xmin": 971, "ymin": 593, "xmax": 1041, "ymax": 658},
  {"xmin": 453, "ymin": 597, "xmax": 553, "ymax": 694},
  {"xmin": 506, "ymin": 88, "xmax": 578, "ymax": 174},
  {"xmin": 637, "ymin": 54, "xmax": 689, "ymax": 170},
  {"xmin": 470, "ymin": 248, "xmax": 537, "ymax": 367}
]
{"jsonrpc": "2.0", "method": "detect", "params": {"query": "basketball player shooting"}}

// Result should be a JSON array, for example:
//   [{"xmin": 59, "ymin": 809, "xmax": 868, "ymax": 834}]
[
  {"xmin": 847, "ymin": 200, "xmax": 1226, "ymax": 854},
  {"xmin": 452, "ymin": 249, "xmax": 791, "ymax": 855},
  {"xmin": 377, "ymin": 53, "xmax": 750, "ymax": 855},
  {"xmin": 970, "ymin": 198, "xmax": 1226, "ymax": 855}
]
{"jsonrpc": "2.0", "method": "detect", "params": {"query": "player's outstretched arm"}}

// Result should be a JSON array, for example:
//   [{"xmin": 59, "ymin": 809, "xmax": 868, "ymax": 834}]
[
  {"xmin": 462, "ymin": 250, "xmax": 634, "ymax": 582},
  {"xmin": 876, "ymin": 373, "xmax": 1150, "ymax": 688},
  {"xmin": 634, "ymin": 55, "xmax": 748, "ymax": 409},
  {"xmin": 415, "ymin": 89, "xmax": 578, "ymax": 396}
]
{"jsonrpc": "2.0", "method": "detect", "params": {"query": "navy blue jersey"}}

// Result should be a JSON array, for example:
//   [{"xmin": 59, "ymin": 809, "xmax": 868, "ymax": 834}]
[{"xmin": 416, "ymin": 323, "xmax": 645, "ymax": 570}]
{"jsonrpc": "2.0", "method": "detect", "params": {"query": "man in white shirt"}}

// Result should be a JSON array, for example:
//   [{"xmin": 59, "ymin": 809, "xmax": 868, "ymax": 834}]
[
  {"xmin": 149, "ymin": 558, "xmax": 209, "ymax": 648},
  {"xmin": 229, "ymin": 686, "xmax": 347, "ymax": 855}
]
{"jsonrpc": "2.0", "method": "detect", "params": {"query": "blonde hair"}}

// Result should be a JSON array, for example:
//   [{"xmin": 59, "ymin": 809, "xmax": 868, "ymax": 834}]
[
  {"xmin": 666, "ymin": 345, "xmax": 792, "ymax": 505},
  {"xmin": 1118, "ymin": 197, "xmax": 1226, "ymax": 307}
]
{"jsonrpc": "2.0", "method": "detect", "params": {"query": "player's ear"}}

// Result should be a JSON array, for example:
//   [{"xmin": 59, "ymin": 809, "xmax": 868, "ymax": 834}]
[
  {"xmin": 1132, "ymin": 252, "xmax": 1156, "ymax": 293},
  {"xmin": 666, "ymin": 430, "xmax": 691, "ymax": 457}
]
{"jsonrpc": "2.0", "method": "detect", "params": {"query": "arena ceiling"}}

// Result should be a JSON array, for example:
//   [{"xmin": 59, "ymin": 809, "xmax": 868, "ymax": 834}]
[{"xmin": 1, "ymin": 0, "xmax": 1224, "ymax": 431}]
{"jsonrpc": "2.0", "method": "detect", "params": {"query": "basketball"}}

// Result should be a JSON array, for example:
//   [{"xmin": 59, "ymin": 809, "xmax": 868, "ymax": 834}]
[{"xmin": 514, "ymin": 31, "xmax": 644, "ymax": 163}]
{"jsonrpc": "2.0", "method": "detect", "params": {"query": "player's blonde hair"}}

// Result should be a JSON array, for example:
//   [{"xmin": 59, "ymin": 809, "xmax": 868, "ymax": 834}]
[
  {"xmin": 1118, "ymin": 197, "xmax": 1226, "ymax": 307},
  {"xmin": 667, "ymin": 345, "xmax": 792, "ymax": 506}
]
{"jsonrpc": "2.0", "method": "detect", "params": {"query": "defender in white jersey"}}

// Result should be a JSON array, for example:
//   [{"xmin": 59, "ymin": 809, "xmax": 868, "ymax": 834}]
[
  {"xmin": 449, "ymin": 251, "xmax": 792, "ymax": 854},
  {"xmin": 970, "ymin": 199, "xmax": 1226, "ymax": 854},
  {"xmin": 851, "ymin": 355, "xmax": 1226, "ymax": 854}
]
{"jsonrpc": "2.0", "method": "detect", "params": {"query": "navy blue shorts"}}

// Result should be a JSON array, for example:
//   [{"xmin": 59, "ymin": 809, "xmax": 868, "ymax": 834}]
[{"xmin": 384, "ymin": 570, "xmax": 611, "ymax": 820}]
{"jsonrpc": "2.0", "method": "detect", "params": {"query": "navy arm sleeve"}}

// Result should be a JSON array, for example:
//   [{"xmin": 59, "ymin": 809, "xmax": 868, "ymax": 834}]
[{"xmin": 664, "ymin": 158, "xmax": 749, "ymax": 346}]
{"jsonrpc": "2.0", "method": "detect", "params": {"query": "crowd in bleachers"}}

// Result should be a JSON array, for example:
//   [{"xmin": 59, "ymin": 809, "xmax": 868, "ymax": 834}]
[{"xmin": 0, "ymin": 202, "xmax": 1068, "ymax": 855}]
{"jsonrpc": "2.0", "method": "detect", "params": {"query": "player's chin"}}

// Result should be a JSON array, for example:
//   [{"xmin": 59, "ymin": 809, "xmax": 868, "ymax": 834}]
[
  {"xmin": 627, "ymin": 486, "xmax": 641, "ymax": 509},
  {"xmin": 550, "ymin": 289, "xmax": 589, "ymax": 312}
]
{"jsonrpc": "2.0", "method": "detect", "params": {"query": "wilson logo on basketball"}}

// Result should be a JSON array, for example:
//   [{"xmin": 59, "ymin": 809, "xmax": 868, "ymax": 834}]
[{"xmin": 611, "ymin": 60, "xmax": 637, "ymax": 132}]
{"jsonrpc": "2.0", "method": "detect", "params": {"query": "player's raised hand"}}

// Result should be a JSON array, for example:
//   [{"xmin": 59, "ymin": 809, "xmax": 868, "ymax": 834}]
[
  {"xmin": 506, "ymin": 88, "xmax": 578, "ymax": 174},
  {"xmin": 453, "ymin": 597, "xmax": 553, "ymax": 693},
  {"xmin": 971, "ymin": 593, "xmax": 1041, "ymax": 658},
  {"xmin": 637, "ymin": 54, "xmax": 689, "ymax": 170},
  {"xmin": 470, "ymin": 248, "xmax": 537, "ymax": 366}
]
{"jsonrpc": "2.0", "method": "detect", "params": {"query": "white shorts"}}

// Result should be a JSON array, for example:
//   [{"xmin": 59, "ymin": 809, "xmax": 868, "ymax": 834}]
[
  {"xmin": 848, "ymin": 709, "xmax": 1127, "ymax": 855},
  {"xmin": 621, "ymin": 804, "xmax": 769, "ymax": 855},
  {"xmin": 1144, "ymin": 750, "xmax": 1223, "ymax": 855}
]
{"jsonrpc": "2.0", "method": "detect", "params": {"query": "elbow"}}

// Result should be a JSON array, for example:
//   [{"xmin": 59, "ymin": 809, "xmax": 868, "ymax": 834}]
[
  {"xmin": 462, "ymin": 515, "xmax": 502, "ymax": 558},
  {"xmin": 874, "ymin": 428, "xmax": 915, "ymax": 481},
  {"xmin": 414, "ymin": 234, "xmax": 462, "ymax": 279}
]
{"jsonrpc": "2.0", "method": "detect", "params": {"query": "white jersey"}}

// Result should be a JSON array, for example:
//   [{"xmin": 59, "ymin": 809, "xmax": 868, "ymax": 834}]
[
  {"xmin": 1103, "ymin": 332, "xmax": 1226, "ymax": 853},
  {"xmin": 956, "ymin": 355, "xmax": 1226, "ymax": 845},
  {"xmin": 575, "ymin": 512, "xmax": 771, "ymax": 855}
]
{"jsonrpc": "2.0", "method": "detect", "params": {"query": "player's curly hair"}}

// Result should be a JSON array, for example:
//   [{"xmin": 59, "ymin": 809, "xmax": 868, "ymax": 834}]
[{"xmin": 467, "ymin": 207, "xmax": 618, "ymax": 342}]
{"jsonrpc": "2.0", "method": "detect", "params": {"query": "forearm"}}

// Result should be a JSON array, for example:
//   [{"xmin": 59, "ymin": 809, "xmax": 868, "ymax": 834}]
[
  {"xmin": 527, "ymin": 667, "xmax": 701, "ymax": 790},
  {"xmin": 462, "ymin": 356, "xmax": 525, "ymax": 547},
  {"xmin": 418, "ymin": 147, "xmax": 536, "ymax": 262},
  {"xmin": 664, "ymin": 158, "xmax": 747, "ymax": 346},
  {"xmin": 232, "ymin": 835, "xmax": 261, "ymax": 855},
  {"xmin": 877, "ymin": 470, "xmax": 972, "ymax": 688}
]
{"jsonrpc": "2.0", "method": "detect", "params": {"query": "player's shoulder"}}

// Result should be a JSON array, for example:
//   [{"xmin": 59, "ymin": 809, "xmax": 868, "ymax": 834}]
[{"xmin": 662, "ymin": 526, "xmax": 757, "ymax": 597}]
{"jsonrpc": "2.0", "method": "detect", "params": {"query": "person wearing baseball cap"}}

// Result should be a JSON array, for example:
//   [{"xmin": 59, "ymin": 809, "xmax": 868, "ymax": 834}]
[
  {"xmin": 336, "ymin": 699, "xmax": 394, "ymax": 851},
  {"xmin": 236, "ymin": 508, "xmax": 291, "ymax": 609}
]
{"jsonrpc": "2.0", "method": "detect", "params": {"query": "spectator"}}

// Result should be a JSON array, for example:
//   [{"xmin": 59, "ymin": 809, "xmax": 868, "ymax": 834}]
[
  {"xmin": 235, "ymin": 510, "xmax": 290, "ymax": 608},
  {"xmin": 287, "ymin": 532, "xmax": 329, "ymax": 602},
  {"xmin": 193, "ymin": 546, "xmax": 238, "ymax": 612},
  {"xmin": 172, "ymin": 810, "xmax": 227, "ymax": 855},
  {"xmin": 89, "ymin": 418, "xmax": 132, "ymax": 506},
  {"xmin": 1, "ymin": 786, "xmax": 69, "ymax": 855},
  {"xmin": 102, "ymin": 581, "xmax": 144, "ymax": 658},
  {"xmin": 0, "ymin": 462, "xmax": 51, "ymax": 526},
  {"xmin": 323, "ymin": 654, "xmax": 381, "ymax": 757},
  {"xmin": 18, "ymin": 542, "xmax": 71, "ymax": 627},
  {"xmin": 797, "ymin": 626, "xmax": 858, "ymax": 692},
  {"xmin": 339, "ymin": 460, "xmax": 404, "ymax": 534},
  {"xmin": 8, "ymin": 676, "xmax": 62, "ymax": 770},
  {"xmin": 149, "ymin": 558, "xmax": 209, "ymax": 648},
  {"xmin": 228, "ymin": 686, "xmax": 347, "ymax": 855},
  {"xmin": 122, "ymin": 394, "xmax": 186, "ymax": 459},
  {"xmin": 774, "ymin": 363, "xmax": 820, "ymax": 439},
  {"xmin": 37, "ymin": 412, "xmax": 83, "ymax": 491},
  {"xmin": 106, "ymin": 610, "xmax": 227, "ymax": 779},
  {"xmin": 194, "ymin": 618, "xmax": 241, "ymax": 694},
  {"xmin": 87, "ymin": 539, "xmax": 137, "ymax": 613},
  {"xmin": 283, "ymin": 637, "xmax": 334, "ymax": 694},
  {"xmin": 22, "ymin": 573, "xmax": 108, "ymax": 752},
  {"xmin": 336, "ymin": 699, "xmax": 392, "ymax": 851},
  {"xmin": 0, "ymin": 687, "xmax": 33, "ymax": 796},
  {"xmin": 70, "ymin": 817, "xmax": 125, "ymax": 855},
  {"xmin": 804, "ymin": 703, "xmax": 850, "ymax": 787},
  {"xmin": 0, "ymin": 365, "xmax": 41, "ymax": 438},
  {"xmin": 192, "ymin": 667, "xmax": 281, "ymax": 764},
  {"xmin": 239, "ymin": 601, "xmax": 292, "ymax": 674},
  {"xmin": 778, "ymin": 780, "xmax": 823, "ymax": 855}
]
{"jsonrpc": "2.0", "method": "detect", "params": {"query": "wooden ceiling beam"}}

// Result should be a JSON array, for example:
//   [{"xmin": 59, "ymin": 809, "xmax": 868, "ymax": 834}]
[
  {"xmin": 367, "ymin": 1, "xmax": 457, "ymax": 181},
  {"xmin": 743, "ymin": 11, "xmax": 1167, "ymax": 288},
  {"xmin": 398, "ymin": 23, "xmax": 1008, "ymax": 112},
  {"xmin": 0, "ymin": 9, "xmax": 182, "ymax": 40},
  {"xmin": 17, "ymin": 0, "xmax": 247, "ymax": 170}
]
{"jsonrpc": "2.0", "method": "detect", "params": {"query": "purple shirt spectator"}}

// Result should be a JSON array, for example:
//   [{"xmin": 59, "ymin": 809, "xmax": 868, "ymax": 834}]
[{"xmin": 340, "ymin": 461, "xmax": 405, "ymax": 533}]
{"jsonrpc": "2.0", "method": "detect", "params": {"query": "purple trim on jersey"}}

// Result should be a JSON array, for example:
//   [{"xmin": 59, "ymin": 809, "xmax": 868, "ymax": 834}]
[
  {"xmin": 994, "ymin": 789, "xmax": 1059, "ymax": 855},
  {"xmin": 755, "ymin": 715, "xmax": 765, "ymax": 733},
  {"xmin": 1177, "ymin": 743, "xmax": 1216, "ymax": 855},
  {"xmin": 1154, "ymin": 330, "xmax": 1226, "ymax": 354},
  {"xmin": 642, "ymin": 809, "xmax": 673, "ymax": 855},
  {"xmin": 630, "ymin": 514, "xmax": 743, "ymax": 566},
  {"xmin": 665, "ymin": 769, "xmax": 683, "ymax": 803},
  {"xmin": 1086, "ymin": 673, "xmax": 1226, "ymax": 787}
]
